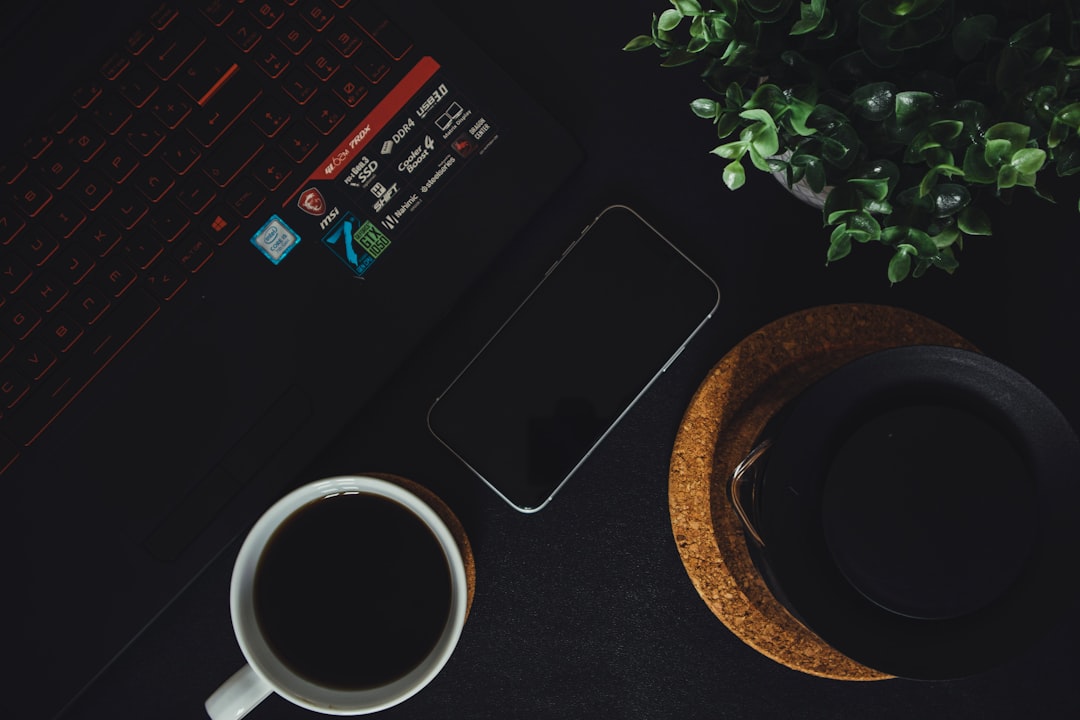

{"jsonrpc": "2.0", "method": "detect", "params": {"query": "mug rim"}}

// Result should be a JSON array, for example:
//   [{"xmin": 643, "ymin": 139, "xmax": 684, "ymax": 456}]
[{"xmin": 229, "ymin": 475, "xmax": 468, "ymax": 715}]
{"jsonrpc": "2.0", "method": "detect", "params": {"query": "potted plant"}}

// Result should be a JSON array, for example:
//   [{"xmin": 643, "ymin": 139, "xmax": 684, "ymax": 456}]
[{"xmin": 625, "ymin": 0, "xmax": 1080, "ymax": 282}]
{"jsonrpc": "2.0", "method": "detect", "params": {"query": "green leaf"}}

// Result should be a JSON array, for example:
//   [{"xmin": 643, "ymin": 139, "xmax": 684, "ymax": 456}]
[
  {"xmin": 725, "ymin": 82, "xmax": 745, "ymax": 108},
  {"xmin": 792, "ymin": 153, "xmax": 826, "ymax": 191},
  {"xmin": 1056, "ymin": 144, "xmax": 1080, "ymax": 176},
  {"xmin": 713, "ymin": 0, "xmax": 739, "ymax": 18},
  {"xmin": 1009, "ymin": 13, "xmax": 1051, "ymax": 49},
  {"xmin": 784, "ymin": 102, "xmax": 817, "ymax": 137},
  {"xmin": 985, "ymin": 122, "xmax": 1031, "ymax": 153},
  {"xmin": 709, "ymin": 17, "xmax": 734, "ymax": 41},
  {"xmin": 958, "ymin": 207, "xmax": 992, "ymax": 235},
  {"xmin": 1049, "ymin": 117, "xmax": 1069, "ymax": 149},
  {"xmin": 791, "ymin": 0, "xmax": 826, "ymax": 35},
  {"xmin": 895, "ymin": 91, "xmax": 936, "ymax": 127},
  {"xmin": 1010, "ymin": 148, "xmax": 1047, "ymax": 175},
  {"xmin": 962, "ymin": 145, "xmax": 996, "ymax": 183},
  {"xmin": 623, "ymin": 35, "xmax": 655, "ymax": 51},
  {"xmin": 1057, "ymin": 103, "xmax": 1080, "ymax": 129},
  {"xmin": 931, "ymin": 226, "xmax": 960, "ymax": 249},
  {"xmin": 888, "ymin": 248, "xmax": 913, "ymax": 283},
  {"xmin": 689, "ymin": 15, "xmax": 706, "ymax": 39},
  {"xmin": 952, "ymin": 15, "xmax": 996, "ymax": 62},
  {"xmin": 881, "ymin": 225, "xmax": 908, "ymax": 244},
  {"xmin": 658, "ymin": 9, "xmax": 683, "ymax": 32},
  {"xmin": 848, "ymin": 177, "xmax": 890, "ymax": 201},
  {"xmin": 928, "ymin": 120, "xmax": 965, "ymax": 144},
  {"xmin": 691, "ymin": 98, "xmax": 720, "ymax": 119},
  {"xmin": 953, "ymin": 100, "xmax": 989, "ymax": 137},
  {"xmin": 711, "ymin": 140, "xmax": 747, "ymax": 160},
  {"xmin": 660, "ymin": 50, "xmax": 698, "ymax": 67},
  {"xmin": 997, "ymin": 164, "xmax": 1019, "ymax": 189},
  {"xmin": 931, "ymin": 246, "xmax": 960, "ymax": 273},
  {"xmin": 687, "ymin": 37, "xmax": 710, "ymax": 53},
  {"xmin": 929, "ymin": 183, "xmax": 971, "ymax": 218},
  {"xmin": 750, "ymin": 124, "xmax": 780, "ymax": 159},
  {"xmin": 723, "ymin": 160, "xmax": 746, "ymax": 190},
  {"xmin": 716, "ymin": 112, "xmax": 741, "ymax": 139},
  {"xmin": 852, "ymin": 82, "xmax": 898, "ymax": 121},
  {"xmin": 984, "ymin": 138, "xmax": 1014, "ymax": 166},
  {"xmin": 739, "ymin": 108, "xmax": 776, "ymax": 127},
  {"xmin": 827, "ymin": 231, "xmax": 853, "ymax": 262},
  {"xmin": 846, "ymin": 210, "xmax": 882, "ymax": 241},
  {"xmin": 919, "ymin": 164, "xmax": 963, "ymax": 196},
  {"xmin": 904, "ymin": 229, "xmax": 938, "ymax": 256},
  {"xmin": 673, "ymin": 0, "xmax": 704, "ymax": 15},
  {"xmin": 745, "ymin": 0, "xmax": 794, "ymax": 23}
]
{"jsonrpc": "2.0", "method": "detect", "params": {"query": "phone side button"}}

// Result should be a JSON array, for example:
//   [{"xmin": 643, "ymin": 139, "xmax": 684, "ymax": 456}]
[{"xmin": 660, "ymin": 344, "xmax": 687, "ymax": 373}]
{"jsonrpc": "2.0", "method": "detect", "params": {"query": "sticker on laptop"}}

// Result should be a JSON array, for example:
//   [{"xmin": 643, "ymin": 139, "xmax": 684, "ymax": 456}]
[
  {"xmin": 250, "ymin": 214, "xmax": 300, "ymax": 265},
  {"xmin": 321, "ymin": 211, "xmax": 391, "ymax": 277},
  {"xmin": 296, "ymin": 188, "xmax": 327, "ymax": 216},
  {"xmin": 275, "ymin": 56, "xmax": 500, "ymax": 278}
]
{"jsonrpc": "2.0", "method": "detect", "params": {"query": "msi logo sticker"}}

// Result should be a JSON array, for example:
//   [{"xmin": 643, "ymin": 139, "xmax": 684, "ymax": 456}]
[{"xmin": 297, "ymin": 188, "xmax": 327, "ymax": 216}]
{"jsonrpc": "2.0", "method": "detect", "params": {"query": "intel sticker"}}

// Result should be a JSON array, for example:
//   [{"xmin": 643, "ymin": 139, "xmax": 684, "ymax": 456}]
[{"xmin": 250, "ymin": 214, "xmax": 300, "ymax": 264}]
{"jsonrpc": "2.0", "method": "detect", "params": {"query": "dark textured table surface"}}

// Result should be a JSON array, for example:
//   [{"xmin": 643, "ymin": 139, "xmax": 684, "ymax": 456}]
[{"xmin": 61, "ymin": 1, "xmax": 1080, "ymax": 717}]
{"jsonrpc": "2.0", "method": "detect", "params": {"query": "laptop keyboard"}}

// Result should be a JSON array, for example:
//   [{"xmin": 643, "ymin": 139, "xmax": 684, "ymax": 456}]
[{"xmin": 0, "ymin": 0, "xmax": 413, "ymax": 473}]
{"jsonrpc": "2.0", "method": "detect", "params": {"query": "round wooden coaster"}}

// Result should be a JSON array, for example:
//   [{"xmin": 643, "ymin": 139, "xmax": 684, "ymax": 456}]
[
  {"xmin": 367, "ymin": 473, "xmax": 476, "ymax": 618},
  {"xmin": 668, "ymin": 304, "xmax": 976, "ymax": 680}
]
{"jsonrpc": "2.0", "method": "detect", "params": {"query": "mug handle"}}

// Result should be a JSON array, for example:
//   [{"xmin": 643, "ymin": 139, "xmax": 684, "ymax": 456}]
[{"xmin": 205, "ymin": 664, "xmax": 273, "ymax": 720}]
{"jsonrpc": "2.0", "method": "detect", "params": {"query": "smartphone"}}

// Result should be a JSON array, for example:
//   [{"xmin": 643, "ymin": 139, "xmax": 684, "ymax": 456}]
[{"xmin": 427, "ymin": 205, "xmax": 720, "ymax": 512}]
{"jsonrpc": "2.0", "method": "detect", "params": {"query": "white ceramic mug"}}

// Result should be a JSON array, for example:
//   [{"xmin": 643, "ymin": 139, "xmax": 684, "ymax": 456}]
[{"xmin": 205, "ymin": 476, "xmax": 469, "ymax": 718}]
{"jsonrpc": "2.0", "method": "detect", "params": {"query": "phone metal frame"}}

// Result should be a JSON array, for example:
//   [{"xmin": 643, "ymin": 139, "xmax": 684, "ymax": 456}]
[{"xmin": 427, "ymin": 204, "xmax": 720, "ymax": 512}]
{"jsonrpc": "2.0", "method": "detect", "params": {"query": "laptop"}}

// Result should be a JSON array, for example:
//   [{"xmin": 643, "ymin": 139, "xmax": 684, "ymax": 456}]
[{"xmin": 0, "ymin": 1, "xmax": 580, "ymax": 717}]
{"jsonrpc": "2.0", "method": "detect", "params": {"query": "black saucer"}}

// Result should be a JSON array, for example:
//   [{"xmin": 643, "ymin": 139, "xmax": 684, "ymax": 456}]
[{"xmin": 754, "ymin": 346, "xmax": 1080, "ymax": 679}]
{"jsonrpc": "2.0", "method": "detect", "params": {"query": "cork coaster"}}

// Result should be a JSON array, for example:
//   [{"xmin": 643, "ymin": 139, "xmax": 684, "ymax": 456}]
[
  {"xmin": 668, "ymin": 304, "xmax": 976, "ymax": 680},
  {"xmin": 366, "ymin": 473, "xmax": 476, "ymax": 618}
]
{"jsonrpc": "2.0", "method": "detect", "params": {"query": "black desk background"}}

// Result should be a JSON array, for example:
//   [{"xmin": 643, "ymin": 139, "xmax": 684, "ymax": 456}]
[{"xmin": 63, "ymin": 1, "xmax": 1080, "ymax": 717}]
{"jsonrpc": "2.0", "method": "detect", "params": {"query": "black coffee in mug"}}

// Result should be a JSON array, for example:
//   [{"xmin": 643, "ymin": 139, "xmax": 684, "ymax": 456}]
[{"xmin": 253, "ymin": 492, "xmax": 452, "ymax": 691}]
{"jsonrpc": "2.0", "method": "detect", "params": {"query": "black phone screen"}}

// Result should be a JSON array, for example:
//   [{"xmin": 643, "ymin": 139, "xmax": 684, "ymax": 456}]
[{"xmin": 427, "ymin": 205, "xmax": 720, "ymax": 511}]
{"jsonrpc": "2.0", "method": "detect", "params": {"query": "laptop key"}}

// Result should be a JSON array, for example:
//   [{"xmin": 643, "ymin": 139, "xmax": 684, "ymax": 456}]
[
  {"xmin": 151, "ymin": 199, "xmax": 191, "ymax": 242},
  {"xmin": 1, "ymin": 155, "xmax": 28, "ymax": 185},
  {"xmin": 0, "ymin": 205, "xmax": 27, "ymax": 245},
  {"xmin": 226, "ymin": 14, "xmax": 263, "ymax": 52},
  {"xmin": 94, "ymin": 142, "xmax": 139, "ymax": 183},
  {"xmin": 143, "ymin": 259, "xmax": 187, "ymax": 301},
  {"xmin": 43, "ymin": 313, "xmax": 84, "ymax": 353},
  {"xmin": 150, "ymin": 87, "xmax": 194, "ymax": 129},
  {"xmin": 71, "ymin": 167, "xmax": 114, "ymax": 211},
  {"xmin": 199, "ymin": 0, "xmax": 234, "ymax": 27},
  {"xmin": 10, "ymin": 177, "xmax": 53, "ymax": 217},
  {"xmin": 298, "ymin": 1, "xmax": 335, "ymax": 32},
  {"xmin": 199, "ymin": 205, "xmax": 240, "ymax": 245},
  {"xmin": 20, "ymin": 229, "xmax": 59, "ymax": 267},
  {"xmin": 62, "ymin": 120, "xmax": 107, "ymax": 163},
  {"xmin": 281, "ymin": 66, "xmax": 319, "ymax": 105},
  {"xmin": 40, "ymin": 197, "xmax": 87, "ymax": 239},
  {"xmin": 15, "ymin": 340, "xmax": 57, "ymax": 382},
  {"xmin": 0, "ymin": 370, "xmax": 30, "ymax": 409},
  {"xmin": 276, "ymin": 18, "xmax": 312, "ymax": 55},
  {"xmin": 201, "ymin": 131, "xmax": 263, "ymax": 187},
  {"xmin": 38, "ymin": 147, "xmax": 80, "ymax": 190},
  {"xmin": 176, "ymin": 176, "xmax": 217, "ymax": 214},
  {"xmin": 5, "ymin": 289, "xmax": 160, "ymax": 446},
  {"xmin": 116, "ymin": 66, "xmax": 161, "ymax": 108},
  {"xmin": 187, "ymin": 70, "xmax": 262, "ymax": 146},
  {"xmin": 109, "ymin": 187, "xmax": 150, "ymax": 229},
  {"xmin": 174, "ymin": 234, "xmax": 214, "ymax": 273},
  {"xmin": 89, "ymin": 94, "xmax": 134, "ymax": 135},
  {"xmin": 349, "ymin": 7, "xmax": 412, "ymax": 60},
  {"xmin": 145, "ymin": 18, "xmax": 205, "ymax": 80}
]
